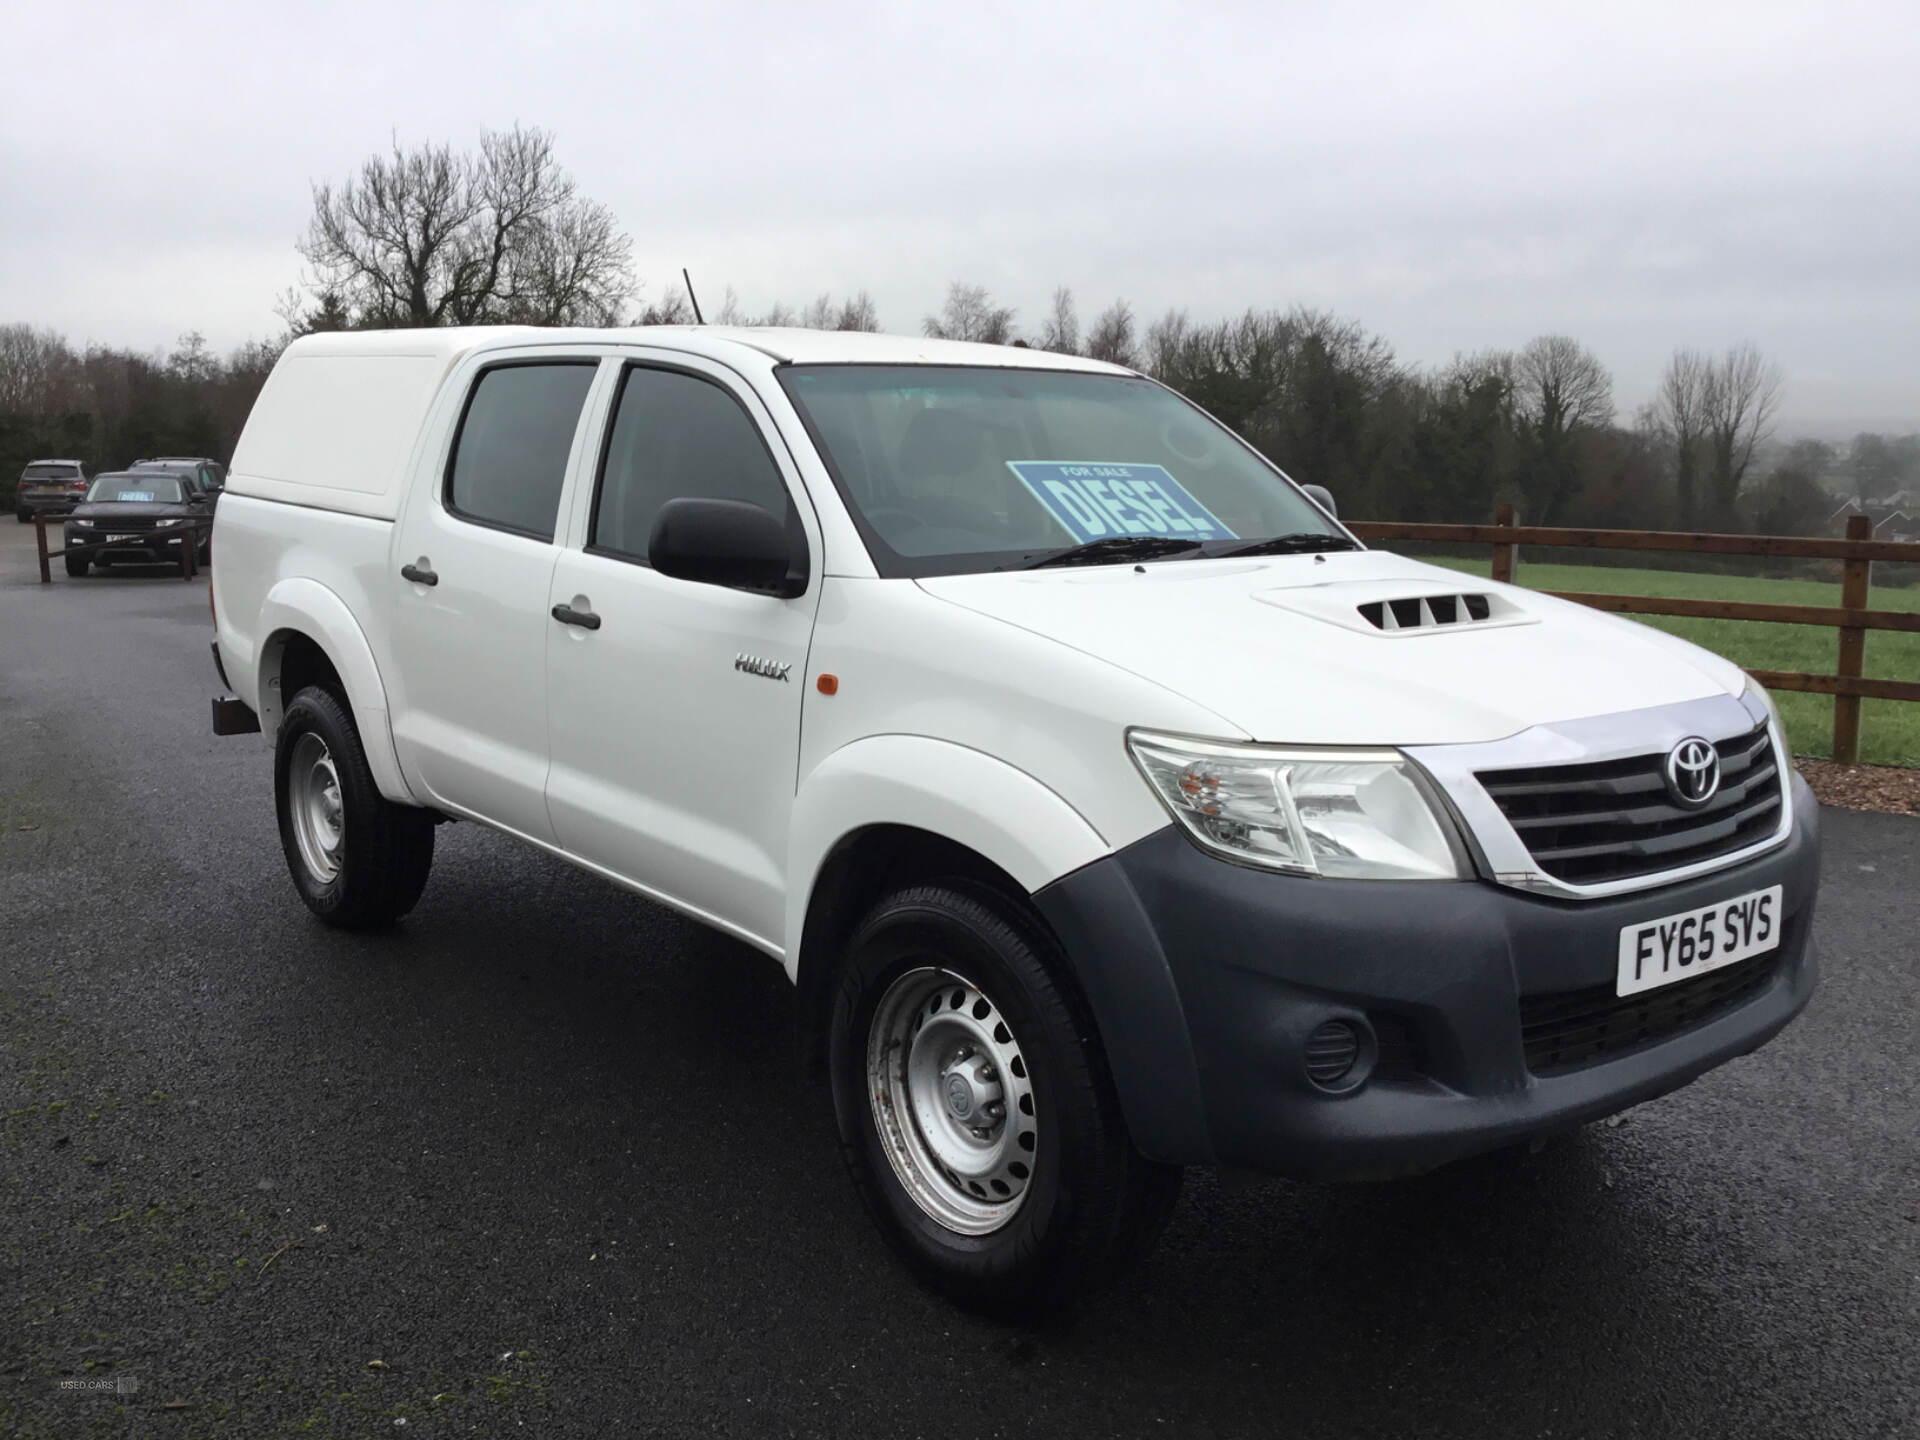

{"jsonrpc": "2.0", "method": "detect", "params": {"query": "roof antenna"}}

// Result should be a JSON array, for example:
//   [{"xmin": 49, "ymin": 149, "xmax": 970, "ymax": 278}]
[{"xmin": 682, "ymin": 268, "xmax": 705, "ymax": 325}]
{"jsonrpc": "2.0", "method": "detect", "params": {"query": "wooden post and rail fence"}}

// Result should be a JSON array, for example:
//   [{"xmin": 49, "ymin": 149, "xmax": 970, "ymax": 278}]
[{"xmin": 1345, "ymin": 506, "xmax": 1920, "ymax": 765}]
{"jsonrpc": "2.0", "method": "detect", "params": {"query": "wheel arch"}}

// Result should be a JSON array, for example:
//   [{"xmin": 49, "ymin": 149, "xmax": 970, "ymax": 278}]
[
  {"xmin": 786, "ymin": 736, "xmax": 1211, "ymax": 1163},
  {"xmin": 255, "ymin": 578, "xmax": 415, "ymax": 804},
  {"xmin": 787, "ymin": 734, "xmax": 1106, "ymax": 956}
]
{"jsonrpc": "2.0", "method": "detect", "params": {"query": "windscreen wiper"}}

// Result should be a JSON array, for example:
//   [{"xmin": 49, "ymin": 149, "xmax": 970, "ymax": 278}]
[
  {"xmin": 1021, "ymin": 535, "xmax": 1207, "ymax": 569},
  {"xmin": 1217, "ymin": 532, "xmax": 1363, "ymax": 558}
]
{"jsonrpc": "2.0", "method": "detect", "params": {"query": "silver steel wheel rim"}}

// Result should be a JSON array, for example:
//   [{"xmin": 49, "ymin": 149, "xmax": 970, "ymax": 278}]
[
  {"xmin": 866, "ymin": 966, "xmax": 1038, "ymax": 1236},
  {"xmin": 288, "ymin": 732, "xmax": 345, "ymax": 884}
]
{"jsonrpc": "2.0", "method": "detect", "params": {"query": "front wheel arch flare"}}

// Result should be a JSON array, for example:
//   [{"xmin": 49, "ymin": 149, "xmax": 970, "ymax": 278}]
[{"xmin": 785, "ymin": 735, "xmax": 1111, "ymax": 981}]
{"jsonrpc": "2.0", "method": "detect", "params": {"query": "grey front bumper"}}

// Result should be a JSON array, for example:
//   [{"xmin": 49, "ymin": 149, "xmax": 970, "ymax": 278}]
[{"xmin": 1033, "ymin": 774, "xmax": 1820, "ymax": 1178}]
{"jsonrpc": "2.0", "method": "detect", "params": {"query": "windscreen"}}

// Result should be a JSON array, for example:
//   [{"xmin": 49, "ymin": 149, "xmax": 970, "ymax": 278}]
[
  {"xmin": 88, "ymin": 476, "xmax": 183, "ymax": 503},
  {"xmin": 779, "ymin": 366, "xmax": 1342, "ymax": 576}
]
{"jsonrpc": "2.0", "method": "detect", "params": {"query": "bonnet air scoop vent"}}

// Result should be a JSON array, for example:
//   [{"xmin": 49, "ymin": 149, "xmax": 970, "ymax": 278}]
[
  {"xmin": 1357, "ymin": 593, "xmax": 1495, "ymax": 631},
  {"xmin": 1254, "ymin": 580, "xmax": 1538, "ymax": 636}
]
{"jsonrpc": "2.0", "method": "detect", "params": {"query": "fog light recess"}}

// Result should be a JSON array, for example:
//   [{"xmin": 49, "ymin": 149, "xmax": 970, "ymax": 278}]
[{"xmin": 1304, "ymin": 1019, "xmax": 1369, "ymax": 1092}]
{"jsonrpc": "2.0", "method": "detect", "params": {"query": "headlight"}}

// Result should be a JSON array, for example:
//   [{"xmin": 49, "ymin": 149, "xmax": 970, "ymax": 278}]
[
  {"xmin": 157, "ymin": 518, "xmax": 184, "ymax": 528},
  {"xmin": 1127, "ymin": 730, "xmax": 1467, "ymax": 880},
  {"xmin": 69, "ymin": 518, "xmax": 94, "ymax": 528}
]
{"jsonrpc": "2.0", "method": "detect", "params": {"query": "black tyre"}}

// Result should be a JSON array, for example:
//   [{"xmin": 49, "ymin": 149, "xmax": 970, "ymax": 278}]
[
  {"xmin": 274, "ymin": 685, "xmax": 434, "ymax": 929},
  {"xmin": 64, "ymin": 552, "xmax": 89, "ymax": 577},
  {"xmin": 829, "ymin": 882, "xmax": 1181, "ymax": 1312},
  {"xmin": 16, "ymin": 508, "xmax": 30, "ymax": 524}
]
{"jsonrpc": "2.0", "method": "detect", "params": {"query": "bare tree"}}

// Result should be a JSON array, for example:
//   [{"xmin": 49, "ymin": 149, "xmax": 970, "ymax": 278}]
[
  {"xmin": 713, "ymin": 287, "xmax": 748, "ymax": 326},
  {"xmin": 1511, "ymin": 335, "xmax": 1613, "ymax": 524},
  {"xmin": 1654, "ymin": 349, "xmax": 1712, "ymax": 528},
  {"xmin": 799, "ymin": 293, "xmax": 839, "ymax": 331},
  {"xmin": 1701, "ymin": 342, "xmax": 1783, "ymax": 526},
  {"xmin": 1083, "ymin": 300, "xmax": 1138, "ymax": 368},
  {"xmin": 1143, "ymin": 308, "xmax": 1192, "ymax": 378},
  {"xmin": 1513, "ymin": 335, "xmax": 1612, "ymax": 433},
  {"xmin": 632, "ymin": 283, "xmax": 694, "ymax": 326},
  {"xmin": 167, "ymin": 332, "xmax": 218, "ymax": 385},
  {"xmin": 299, "ymin": 125, "xmax": 634, "ymax": 329},
  {"xmin": 1038, "ymin": 287, "xmax": 1080, "ymax": 354},
  {"xmin": 0, "ymin": 324, "xmax": 78, "ymax": 415},
  {"xmin": 795, "ymin": 291, "xmax": 882, "ymax": 331},
  {"xmin": 832, "ymin": 291, "xmax": 881, "ymax": 332},
  {"xmin": 510, "ymin": 191, "xmax": 634, "ymax": 324},
  {"xmin": 924, "ymin": 282, "xmax": 1015, "ymax": 344}
]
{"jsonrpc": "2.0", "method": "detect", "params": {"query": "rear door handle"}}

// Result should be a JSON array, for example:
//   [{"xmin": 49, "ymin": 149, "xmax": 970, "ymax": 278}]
[
  {"xmin": 551, "ymin": 603, "xmax": 601, "ymax": 631},
  {"xmin": 401, "ymin": 562, "xmax": 438, "ymax": 587}
]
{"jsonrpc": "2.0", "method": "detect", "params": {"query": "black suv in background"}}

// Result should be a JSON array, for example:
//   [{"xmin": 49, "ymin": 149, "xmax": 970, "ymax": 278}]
[
  {"xmin": 132, "ymin": 457, "xmax": 227, "ymax": 505},
  {"xmin": 61, "ymin": 471, "xmax": 212, "ymax": 576},
  {"xmin": 14, "ymin": 459, "xmax": 91, "ymax": 521}
]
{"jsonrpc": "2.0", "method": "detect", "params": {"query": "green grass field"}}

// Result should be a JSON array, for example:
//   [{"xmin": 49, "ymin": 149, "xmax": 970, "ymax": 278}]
[{"xmin": 1417, "ymin": 557, "xmax": 1920, "ymax": 768}]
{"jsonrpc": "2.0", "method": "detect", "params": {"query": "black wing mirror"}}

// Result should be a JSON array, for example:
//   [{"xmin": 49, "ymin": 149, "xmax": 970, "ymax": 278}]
[
  {"xmin": 649, "ymin": 498, "xmax": 804, "ymax": 597},
  {"xmin": 1301, "ymin": 483, "xmax": 1338, "ymax": 518}
]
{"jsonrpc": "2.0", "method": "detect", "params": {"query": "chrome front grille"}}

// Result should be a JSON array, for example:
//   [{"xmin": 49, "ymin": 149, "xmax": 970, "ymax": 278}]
[{"xmin": 1475, "ymin": 723, "xmax": 1782, "ymax": 886}]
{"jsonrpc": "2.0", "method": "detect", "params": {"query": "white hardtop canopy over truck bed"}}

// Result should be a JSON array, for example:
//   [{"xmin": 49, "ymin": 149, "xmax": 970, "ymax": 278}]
[{"xmin": 211, "ymin": 323, "xmax": 1819, "ymax": 1309}]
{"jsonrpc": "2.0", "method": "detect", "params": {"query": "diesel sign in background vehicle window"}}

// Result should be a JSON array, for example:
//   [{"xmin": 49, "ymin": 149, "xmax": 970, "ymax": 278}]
[{"xmin": 210, "ymin": 327, "xmax": 1819, "ymax": 1311}]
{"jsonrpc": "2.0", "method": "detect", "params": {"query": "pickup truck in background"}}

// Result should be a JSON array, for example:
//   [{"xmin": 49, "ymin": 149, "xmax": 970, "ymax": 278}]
[{"xmin": 210, "ymin": 326, "xmax": 1819, "ymax": 1309}]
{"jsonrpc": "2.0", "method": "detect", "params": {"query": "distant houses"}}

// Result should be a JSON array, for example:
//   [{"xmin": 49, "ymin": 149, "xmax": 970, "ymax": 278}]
[{"xmin": 1829, "ymin": 491, "xmax": 1915, "ymax": 541}]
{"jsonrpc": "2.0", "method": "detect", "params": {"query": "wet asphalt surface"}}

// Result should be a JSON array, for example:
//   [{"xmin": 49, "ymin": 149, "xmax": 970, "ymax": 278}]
[{"xmin": 1, "ymin": 522, "xmax": 1917, "ymax": 1439}]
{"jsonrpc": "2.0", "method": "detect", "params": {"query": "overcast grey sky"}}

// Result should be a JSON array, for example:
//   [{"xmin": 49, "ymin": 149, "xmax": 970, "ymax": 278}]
[{"xmin": 3, "ymin": 0, "xmax": 1914, "ymax": 432}]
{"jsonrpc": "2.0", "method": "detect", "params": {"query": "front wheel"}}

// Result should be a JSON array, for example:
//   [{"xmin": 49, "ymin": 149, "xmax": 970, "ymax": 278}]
[
  {"xmin": 274, "ymin": 686, "xmax": 434, "ymax": 928},
  {"xmin": 829, "ymin": 883, "xmax": 1181, "ymax": 1311},
  {"xmin": 64, "ymin": 552, "xmax": 90, "ymax": 577}
]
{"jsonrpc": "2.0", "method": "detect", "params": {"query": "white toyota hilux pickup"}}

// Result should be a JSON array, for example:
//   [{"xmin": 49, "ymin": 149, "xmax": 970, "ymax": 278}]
[{"xmin": 211, "ymin": 326, "xmax": 1819, "ymax": 1308}]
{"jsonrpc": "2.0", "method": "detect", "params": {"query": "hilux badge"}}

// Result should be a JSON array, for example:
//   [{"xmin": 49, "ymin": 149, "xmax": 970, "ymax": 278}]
[
  {"xmin": 734, "ymin": 653, "xmax": 790, "ymax": 682},
  {"xmin": 1664, "ymin": 736, "xmax": 1720, "ymax": 809}
]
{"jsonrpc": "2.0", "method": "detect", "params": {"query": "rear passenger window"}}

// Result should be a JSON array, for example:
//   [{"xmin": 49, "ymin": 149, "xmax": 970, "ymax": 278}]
[
  {"xmin": 591, "ymin": 366, "xmax": 791, "ymax": 561},
  {"xmin": 446, "ymin": 363, "xmax": 597, "ymax": 540}
]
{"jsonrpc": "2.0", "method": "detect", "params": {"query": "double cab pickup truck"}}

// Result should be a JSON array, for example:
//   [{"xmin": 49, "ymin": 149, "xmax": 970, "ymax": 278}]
[{"xmin": 211, "ymin": 326, "xmax": 1819, "ymax": 1308}]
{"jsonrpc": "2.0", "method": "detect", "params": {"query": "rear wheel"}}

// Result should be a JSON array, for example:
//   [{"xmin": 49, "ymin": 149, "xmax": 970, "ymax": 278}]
[
  {"xmin": 64, "ymin": 552, "xmax": 89, "ymax": 577},
  {"xmin": 829, "ymin": 882, "xmax": 1181, "ymax": 1312},
  {"xmin": 274, "ymin": 686, "xmax": 434, "ymax": 928},
  {"xmin": 15, "ymin": 508, "xmax": 29, "ymax": 524}
]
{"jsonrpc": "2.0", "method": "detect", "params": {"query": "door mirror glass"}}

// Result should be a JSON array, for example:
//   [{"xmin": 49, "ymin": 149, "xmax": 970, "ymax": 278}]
[
  {"xmin": 1301, "ymin": 483, "xmax": 1337, "ymax": 518},
  {"xmin": 648, "ymin": 498, "xmax": 801, "ymax": 597}
]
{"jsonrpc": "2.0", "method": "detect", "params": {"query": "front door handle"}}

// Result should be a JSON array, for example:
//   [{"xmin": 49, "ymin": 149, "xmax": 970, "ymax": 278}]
[
  {"xmin": 551, "ymin": 603, "xmax": 601, "ymax": 631},
  {"xmin": 401, "ymin": 562, "xmax": 438, "ymax": 587}
]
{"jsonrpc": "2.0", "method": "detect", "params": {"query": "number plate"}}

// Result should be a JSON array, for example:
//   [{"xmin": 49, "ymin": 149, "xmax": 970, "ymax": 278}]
[{"xmin": 1616, "ymin": 885, "xmax": 1782, "ymax": 997}]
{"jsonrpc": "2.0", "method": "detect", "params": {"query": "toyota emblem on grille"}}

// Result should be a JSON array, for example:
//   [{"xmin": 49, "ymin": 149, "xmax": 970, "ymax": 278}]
[{"xmin": 1664, "ymin": 736, "xmax": 1721, "ymax": 809}]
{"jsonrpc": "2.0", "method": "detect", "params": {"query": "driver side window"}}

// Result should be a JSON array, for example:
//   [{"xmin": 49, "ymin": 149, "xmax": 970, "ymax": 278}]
[{"xmin": 590, "ymin": 365, "xmax": 793, "ymax": 563}]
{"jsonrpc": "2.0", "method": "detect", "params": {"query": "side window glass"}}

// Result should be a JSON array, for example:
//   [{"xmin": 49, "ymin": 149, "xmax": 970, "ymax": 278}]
[
  {"xmin": 591, "ymin": 366, "xmax": 791, "ymax": 561},
  {"xmin": 446, "ymin": 363, "xmax": 597, "ymax": 540}
]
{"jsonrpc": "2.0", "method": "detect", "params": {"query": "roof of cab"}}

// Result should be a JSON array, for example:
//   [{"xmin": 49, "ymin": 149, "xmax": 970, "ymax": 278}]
[
  {"xmin": 277, "ymin": 325, "xmax": 1136, "ymax": 375},
  {"xmin": 229, "ymin": 326, "xmax": 1140, "ymax": 523}
]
